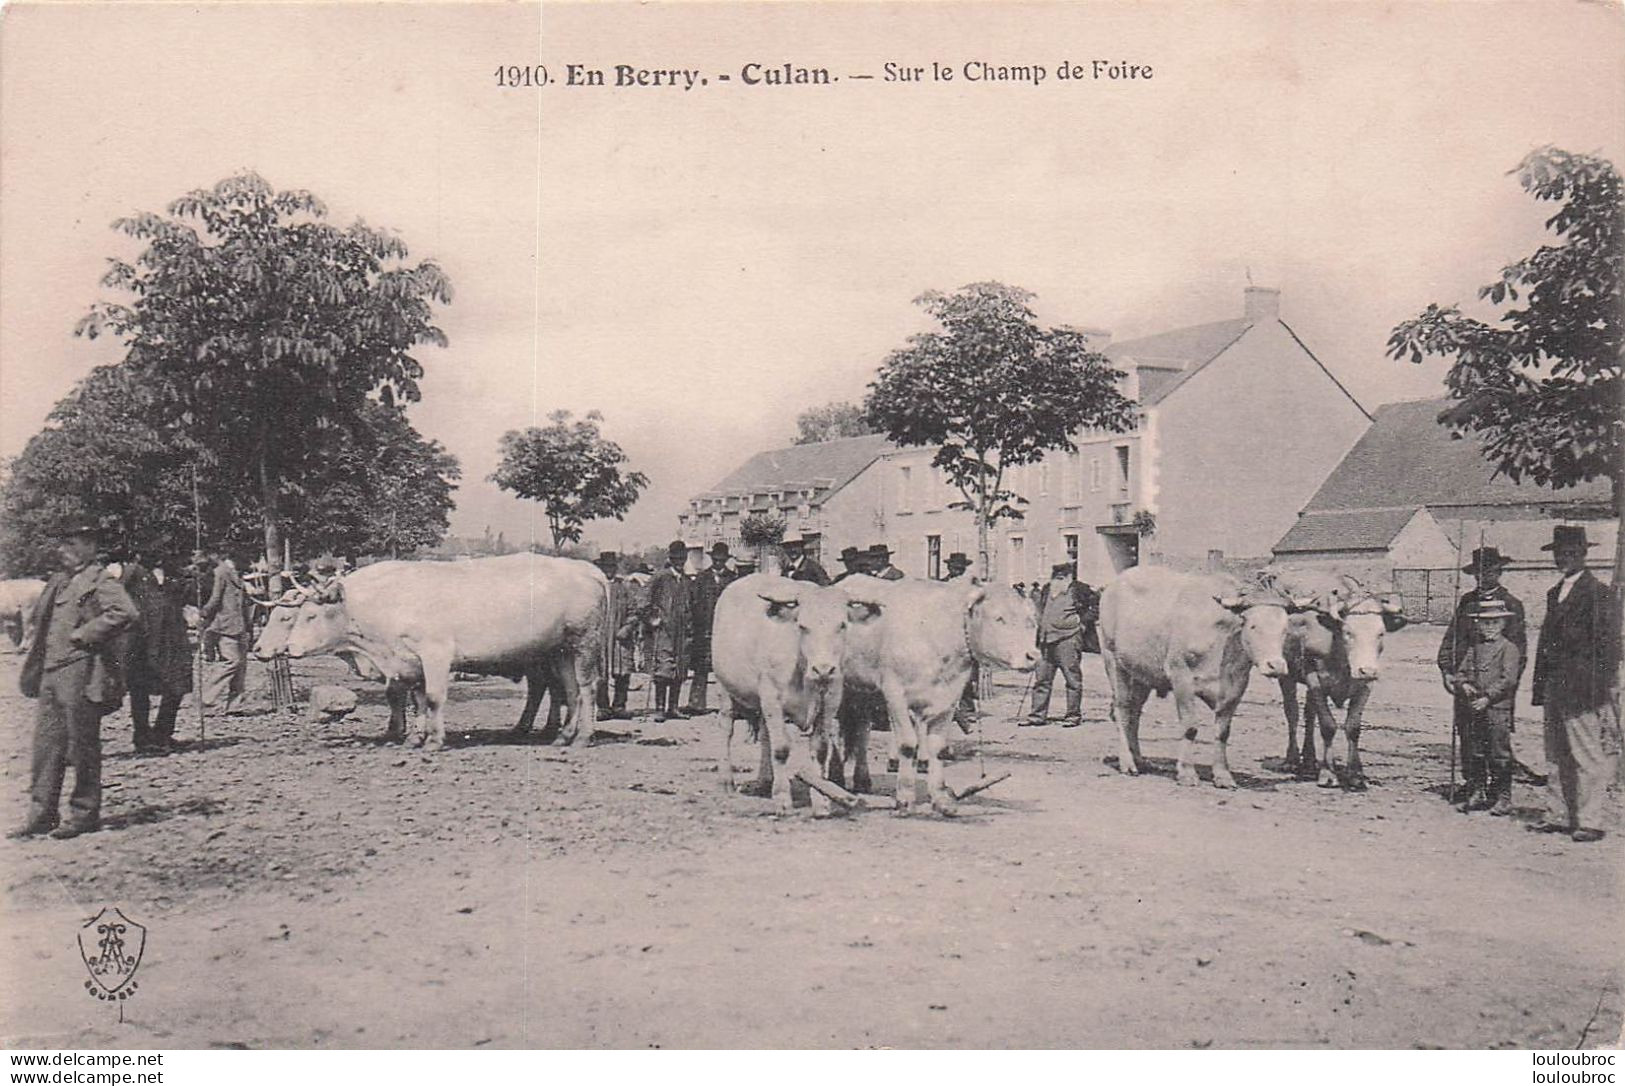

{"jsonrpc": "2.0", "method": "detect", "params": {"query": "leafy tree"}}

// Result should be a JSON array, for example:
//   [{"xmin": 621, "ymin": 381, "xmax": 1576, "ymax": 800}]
[
  {"xmin": 0, "ymin": 366, "xmax": 203, "ymax": 575},
  {"xmin": 794, "ymin": 401, "xmax": 876, "ymax": 445},
  {"xmin": 1388, "ymin": 147, "xmax": 1622, "ymax": 584},
  {"xmin": 865, "ymin": 282, "xmax": 1136, "ymax": 578},
  {"xmin": 490, "ymin": 409, "xmax": 649, "ymax": 551},
  {"xmin": 75, "ymin": 171, "xmax": 453, "ymax": 573},
  {"xmin": 285, "ymin": 400, "xmax": 461, "ymax": 560}
]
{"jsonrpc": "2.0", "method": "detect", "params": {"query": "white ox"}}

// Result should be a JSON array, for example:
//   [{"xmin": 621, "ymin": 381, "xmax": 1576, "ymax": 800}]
[
  {"xmin": 1270, "ymin": 570, "xmax": 1406, "ymax": 790},
  {"xmin": 836, "ymin": 579, "xmax": 1039, "ymax": 816},
  {"xmin": 268, "ymin": 554, "xmax": 607, "ymax": 751},
  {"xmin": 710, "ymin": 573, "xmax": 877, "ymax": 815},
  {"xmin": 0, "ymin": 578, "xmax": 45, "ymax": 653},
  {"xmin": 1098, "ymin": 565, "xmax": 1297, "ymax": 788}
]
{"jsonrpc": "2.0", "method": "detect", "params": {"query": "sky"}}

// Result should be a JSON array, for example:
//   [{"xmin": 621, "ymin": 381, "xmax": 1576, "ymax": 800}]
[{"xmin": 2, "ymin": 1, "xmax": 1621, "ymax": 553}]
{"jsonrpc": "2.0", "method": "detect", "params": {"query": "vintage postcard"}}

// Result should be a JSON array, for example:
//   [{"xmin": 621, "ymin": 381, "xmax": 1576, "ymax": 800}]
[{"xmin": 0, "ymin": 0, "xmax": 1620, "ymax": 1064}]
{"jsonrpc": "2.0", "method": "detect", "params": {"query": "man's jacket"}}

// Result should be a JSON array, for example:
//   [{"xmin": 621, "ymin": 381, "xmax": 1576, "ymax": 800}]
[{"xmin": 20, "ymin": 563, "xmax": 138, "ymax": 705}]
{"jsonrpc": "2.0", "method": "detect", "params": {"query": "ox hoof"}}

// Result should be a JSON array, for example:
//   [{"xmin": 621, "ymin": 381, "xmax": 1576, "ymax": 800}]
[
  {"xmin": 930, "ymin": 796, "xmax": 961, "ymax": 818},
  {"xmin": 1344, "ymin": 774, "xmax": 1368, "ymax": 793},
  {"xmin": 1176, "ymin": 767, "xmax": 1201, "ymax": 788},
  {"xmin": 1316, "ymin": 769, "xmax": 1340, "ymax": 789},
  {"xmin": 851, "ymin": 773, "xmax": 873, "ymax": 796},
  {"xmin": 1296, "ymin": 763, "xmax": 1321, "ymax": 781},
  {"xmin": 423, "ymin": 736, "xmax": 444, "ymax": 753},
  {"xmin": 739, "ymin": 779, "xmax": 772, "ymax": 799},
  {"xmin": 408, "ymin": 732, "xmax": 426, "ymax": 749},
  {"xmin": 1211, "ymin": 771, "xmax": 1237, "ymax": 790},
  {"xmin": 1115, "ymin": 759, "xmax": 1140, "ymax": 777}
]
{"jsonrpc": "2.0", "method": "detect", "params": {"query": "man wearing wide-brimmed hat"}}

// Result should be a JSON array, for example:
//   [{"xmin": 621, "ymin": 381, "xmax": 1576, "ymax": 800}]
[
  {"xmin": 1442, "ymin": 599, "xmax": 1524, "ymax": 815},
  {"xmin": 780, "ymin": 529, "xmax": 831, "ymax": 586},
  {"xmin": 943, "ymin": 552, "xmax": 973, "ymax": 582},
  {"xmin": 1436, "ymin": 546, "xmax": 1526, "ymax": 691},
  {"xmin": 11, "ymin": 520, "xmax": 138, "ymax": 840},
  {"xmin": 1529, "ymin": 525, "xmax": 1619, "ymax": 842},
  {"xmin": 646, "ymin": 540, "xmax": 692, "ymax": 722}
]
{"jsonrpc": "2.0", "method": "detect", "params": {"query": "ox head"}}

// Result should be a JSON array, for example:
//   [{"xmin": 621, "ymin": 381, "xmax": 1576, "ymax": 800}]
[
  {"xmin": 1309, "ymin": 590, "xmax": 1407, "ymax": 682},
  {"xmin": 759, "ymin": 586, "xmax": 883, "ymax": 690},
  {"xmin": 966, "ymin": 585, "xmax": 1040, "ymax": 670},
  {"xmin": 281, "ymin": 580, "xmax": 353, "ymax": 660},
  {"xmin": 252, "ymin": 587, "xmax": 317, "ymax": 660},
  {"xmin": 1213, "ymin": 582, "xmax": 1307, "ymax": 679}
]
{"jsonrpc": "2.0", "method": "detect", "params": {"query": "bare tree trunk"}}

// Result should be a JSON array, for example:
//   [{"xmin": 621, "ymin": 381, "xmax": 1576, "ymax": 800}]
[
  {"xmin": 257, "ymin": 441, "xmax": 282, "ymax": 579},
  {"xmin": 977, "ymin": 498, "xmax": 991, "ymax": 584}
]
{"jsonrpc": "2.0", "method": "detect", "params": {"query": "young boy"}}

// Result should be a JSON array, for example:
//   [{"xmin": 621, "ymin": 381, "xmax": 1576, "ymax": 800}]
[{"xmin": 1441, "ymin": 600, "xmax": 1523, "ymax": 815}]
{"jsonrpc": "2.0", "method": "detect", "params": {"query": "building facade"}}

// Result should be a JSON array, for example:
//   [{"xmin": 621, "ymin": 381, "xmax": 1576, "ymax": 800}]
[{"xmin": 681, "ymin": 286, "xmax": 1373, "ymax": 587}]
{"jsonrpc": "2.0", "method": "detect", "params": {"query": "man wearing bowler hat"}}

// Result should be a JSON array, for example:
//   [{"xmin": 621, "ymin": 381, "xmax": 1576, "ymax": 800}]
[
  {"xmin": 1024, "ymin": 560, "xmax": 1096, "ymax": 728},
  {"xmin": 1529, "ymin": 525, "xmax": 1619, "ymax": 842},
  {"xmin": 684, "ymin": 544, "xmax": 728, "ymax": 715},
  {"xmin": 11, "ymin": 520, "xmax": 137, "ymax": 840},
  {"xmin": 943, "ymin": 552, "xmax": 973, "ymax": 582},
  {"xmin": 709, "ymin": 541, "xmax": 740, "ymax": 588},
  {"xmin": 866, "ymin": 544, "xmax": 905, "ymax": 581},
  {"xmin": 830, "ymin": 546, "xmax": 866, "ymax": 585}
]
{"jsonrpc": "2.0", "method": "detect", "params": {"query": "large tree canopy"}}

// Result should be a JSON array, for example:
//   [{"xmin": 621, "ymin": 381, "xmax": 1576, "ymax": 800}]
[
  {"xmin": 0, "ymin": 368, "xmax": 461, "ymax": 576},
  {"xmin": 490, "ymin": 409, "xmax": 648, "ymax": 551},
  {"xmin": 1389, "ymin": 147, "xmax": 1620, "ymax": 503},
  {"xmin": 75, "ymin": 171, "xmax": 453, "ymax": 570},
  {"xmin": 865, "ymin": 282, "xmax": 1136, "ymax": 577}
]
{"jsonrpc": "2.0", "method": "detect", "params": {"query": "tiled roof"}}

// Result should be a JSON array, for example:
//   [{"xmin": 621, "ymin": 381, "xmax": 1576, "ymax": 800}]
[
  {"xmin": 1105, "ymin": 318, "xmax": 1252, "ymax": 405},
  {"xmin": 1302, "ymin": 398, "xmax": 1613, "ymax": 512},
  {"xmin": 1274, "ymin": 508, "xmax": 1417, "ymax": 554},
  {"xmin": 705, "ymin": 432, "xmax": 893, "ymax": 499}
]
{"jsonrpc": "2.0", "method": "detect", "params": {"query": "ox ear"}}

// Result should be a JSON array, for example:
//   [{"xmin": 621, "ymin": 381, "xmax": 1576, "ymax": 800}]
[
  {"xmin": 1380, "ymin": 597, "xmax": 1408, "ymax": 633},
  {"xmin": 1287, "ymin": 595, "xmax": 1322, "ymax": 615},
  {"xmin": 318, "ymin": 580, "xmax": 344, "ymax": 604},
  {"xmin": 757, "ymin": 593, "xmax": 799, "ymax": 620},
  {"xmin": 1214, "ymin": 594, "xmax": 1248, "ymax": 613},
  {"xmin": 846, "ymin": 597, "xmax": 883, "ymax": 622}
]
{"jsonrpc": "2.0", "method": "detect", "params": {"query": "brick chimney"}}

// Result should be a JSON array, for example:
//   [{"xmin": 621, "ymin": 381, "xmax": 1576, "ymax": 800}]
[{"xmin": 1244, "ymin": 286, "xmax": 1280, "ymax": 322}]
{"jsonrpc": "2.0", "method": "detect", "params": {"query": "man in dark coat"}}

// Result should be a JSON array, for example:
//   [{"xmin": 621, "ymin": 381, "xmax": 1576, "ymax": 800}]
[
  {"xmin": 943, "ymin": 552, "xmax": 979, "ymax": 726},
  {"xmin": 1436, "ymin": 546, "xmax": 1526, "ymax": 686},
  {"xmin": 1528, "ymin": 526, "xmax": 1619, "ymax": 842},
  {"xmin": 1024, "ymin": 561, "xmax": 1098, "ymax": 728},
  {"xmin": 782, "ymin": 530, "xmax": 831, "ymax": 586},
  {"xmin": 10, "ymin": 522, "xmax": 137, "ymax": 839},
  {"xmin": 866, "ymin": 544, "xmax": 905, "ymax": 581},
  {"xmin": 647, "ymin": 540, "xmax": 691, "ymax": 722},
  {"xmin": 594, "ymin": 552, "xmax": 638, "ymax": 719},
  {"xmin": 829, "ymin": 546, "xmax": 865, "ymax": 585},
  {"xmin": 685, "ymin": 546, "xmax": 726, "ymax": 715},
  {"xmin": 1442, "ymin": 600, "xmax": 1523, "ymax": 815},
  {"xmin": 119, "ymin": 554, "xmax": 195, "ymax": 753}
]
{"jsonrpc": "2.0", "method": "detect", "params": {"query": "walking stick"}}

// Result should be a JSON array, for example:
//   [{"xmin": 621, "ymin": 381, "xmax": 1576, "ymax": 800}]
[{"xmin": 1447, "ymin": 519, "xmax": 1466, "ymax": 807}]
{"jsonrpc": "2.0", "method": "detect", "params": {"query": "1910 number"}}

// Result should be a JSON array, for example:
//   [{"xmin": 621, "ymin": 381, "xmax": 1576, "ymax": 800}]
[{"xmin": 495, "ymin": 65, "xmax": 550, "ymax": 87}]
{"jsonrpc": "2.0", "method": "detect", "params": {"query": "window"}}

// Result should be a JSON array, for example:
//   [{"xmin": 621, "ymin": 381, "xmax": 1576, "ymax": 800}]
[
  {"xmin": 1091, "ymin": 456, "xmax": 1103, "ymax": 492},
  {"xmin": 897, "ymin": 465, "xmax": 912, "ymax": 513},
  {"xmin": 1114, "ymin": 445, "xmax": 1131, "ymax": 494},
  {"xmin": 1064, "ymin": 533, "xmax": 1079, "ymax": 568},
  {"xmin": 1008, "ymin": 535, "xmax": 1025, "ymax": 582},
  {"xmin": 1038, "ymin": 461, "xmax": 1051, "ymax": 497},
  {"xmin": 927, "ymin": 535, "xmax": 942, "ymax": 579},
  {"xmin": 1066, "ymin": 451, "xmax": 1083, "ymax": 504}
]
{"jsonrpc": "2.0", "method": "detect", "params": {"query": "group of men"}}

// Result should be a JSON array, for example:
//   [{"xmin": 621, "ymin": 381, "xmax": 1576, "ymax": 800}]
[
  {"xmin": 1438, "ymin": 526, "xmax": 1618, "ymax": 843},
  {"xmin": 8, "ymin": 520, "xmax": 278, "ymax": 841}
]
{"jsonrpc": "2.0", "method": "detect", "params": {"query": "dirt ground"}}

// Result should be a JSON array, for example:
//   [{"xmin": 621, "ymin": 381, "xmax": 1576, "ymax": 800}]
[{"xmin": 1, "ymin": 627, "xmax": 1619, "ymax": 1050}]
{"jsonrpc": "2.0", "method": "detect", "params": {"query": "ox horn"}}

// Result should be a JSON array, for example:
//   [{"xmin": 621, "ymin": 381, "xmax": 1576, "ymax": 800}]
[
  {"xmin": 758, "ymin": 592, "xmax": 799, "ymax": 618},
  {"xmin": 1214, "ymin": 594, "xmax": 1247, "ymax": 612},
  {"xmin": 845, "ymin": 596, "xmax": 884, "ymax": 620},
  {"xmin": 318, "ymin": 581, "xmax": 344, "ymax": 604}
]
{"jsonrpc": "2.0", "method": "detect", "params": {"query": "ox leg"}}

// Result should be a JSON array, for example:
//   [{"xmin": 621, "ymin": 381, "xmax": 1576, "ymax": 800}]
[
  {"xmin": 1280, "ymin": 677, "xmax": 1302, "ymax": 772},
  {"xmin": 1111, "ymin": 668, "xmax": 1150, "ymax": 776},
  {"xmin": 750, "ymin": 713, "xmax": 774, "ymax": 796},
  {"xmin": 1210, "ymin": 696, "xmax": 1241, "ymax": 790},
  {"xmin": 924, "ymin": 718, "xmax": 958, "ymax": 817},
  {"xmin": 1299, "ymin": 675, "xmax": 1325, "ymax": 780},
  {"xmin": 720, "ymin": 714, "xmax": 738, "ymax": 793},
  {"xmin": 1341, "ymin": 684, "xmax": 1371, "ymax": 791},
  {"xmin": 848, "ymin": 711, "xmax": 874, "ymax": 795},
  {"xmin": 553, "ymin": 650, "xmax": 594, "ymax": 748},
  {"xmin": 385, "ymin": 679, "xmax": 409, "ymax": 742},
  {"xmin": 512, "ymin": 663, "xmax": 549, "ymax": 737},
  {"xmin": 882, "ymin": 678, "xmax": 918, "ymax": 815},
  {"xmin": 1309, "ymin": 687, "xmax": 1340, "ymax": 788},
  {"xmin": 757, "ymin": 684, "xmax": 798, "ymax": 815},
  {"xmin": 417, "ymin": 648, "xmax": 454, "ymax": 752},
  {"xmin": 1171, "ymin": 676, "xmax": 1205, "ymax": 787}
]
